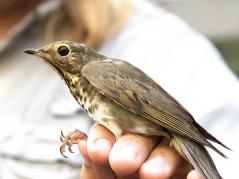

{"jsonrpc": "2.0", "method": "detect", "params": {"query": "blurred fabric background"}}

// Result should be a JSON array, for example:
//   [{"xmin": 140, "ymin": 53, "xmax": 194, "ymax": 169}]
[{"xmin": 152, "ymin": 0, "xmax": 239, "ymax": 76}]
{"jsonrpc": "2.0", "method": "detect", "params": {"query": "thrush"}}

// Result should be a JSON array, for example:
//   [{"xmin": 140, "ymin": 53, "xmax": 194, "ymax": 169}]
[{"xmin": 25, "ymin": 41, "xmax": 230, "ymax": 179}]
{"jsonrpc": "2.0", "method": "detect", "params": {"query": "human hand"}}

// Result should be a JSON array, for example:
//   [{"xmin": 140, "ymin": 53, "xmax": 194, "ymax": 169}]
[{"xmin": 78, "ymin": 123, "xmax": 202, "ymax": 179}]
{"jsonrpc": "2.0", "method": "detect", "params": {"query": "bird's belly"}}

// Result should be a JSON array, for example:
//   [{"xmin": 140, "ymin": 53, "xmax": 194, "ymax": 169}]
[{"xmin": 90, "ymin": 95, "xmax": 169, "ymax": 138}]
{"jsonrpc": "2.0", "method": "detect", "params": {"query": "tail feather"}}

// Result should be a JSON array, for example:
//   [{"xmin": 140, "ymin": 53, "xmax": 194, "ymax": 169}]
[
  {"xmin": 195, "ymin": 122, "xmax": 231, "ymax": 151},
  {"xmin": 172, "ymin": 134, "xmax": 222, "ymax": 179}
]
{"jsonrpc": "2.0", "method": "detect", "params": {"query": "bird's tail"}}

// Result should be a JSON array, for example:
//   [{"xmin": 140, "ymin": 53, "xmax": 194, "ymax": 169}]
[{"xmin": 171, "ymin": 134, "xmax": 222, "ymax": 179}]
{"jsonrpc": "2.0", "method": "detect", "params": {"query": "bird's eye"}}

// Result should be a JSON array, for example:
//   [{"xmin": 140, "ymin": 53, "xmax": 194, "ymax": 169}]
[{"xmin": 57, "ymin": 46, "xmax": 70, "ymax": 56}]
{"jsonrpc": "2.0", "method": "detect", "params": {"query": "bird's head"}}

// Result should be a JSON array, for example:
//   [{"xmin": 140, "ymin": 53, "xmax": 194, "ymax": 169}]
[{"xmin": 24, "ymin": 41, "xmax": 101, "ymax": 76}]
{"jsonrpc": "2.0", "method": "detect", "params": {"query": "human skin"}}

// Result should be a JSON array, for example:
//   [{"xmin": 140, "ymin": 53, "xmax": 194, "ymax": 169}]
[
  {"xmin": 0, "ymin": 0, "xmax": 40, "ymax": 40},
  {"xmin": 78, "ymin": 123, "xmax": 202, "ymax": 179}
]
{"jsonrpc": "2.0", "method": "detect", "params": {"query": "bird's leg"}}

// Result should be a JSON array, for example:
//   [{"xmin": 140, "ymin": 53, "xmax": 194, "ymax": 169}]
[{"xmin": 60, "ymin": 129, "xmax": 88, "ymax": 158}]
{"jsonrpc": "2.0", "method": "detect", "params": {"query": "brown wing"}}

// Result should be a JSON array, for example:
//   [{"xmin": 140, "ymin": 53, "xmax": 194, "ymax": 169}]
[{"xmin": 81, "ymin": 59, "xmax": 226, "ymax": 156}]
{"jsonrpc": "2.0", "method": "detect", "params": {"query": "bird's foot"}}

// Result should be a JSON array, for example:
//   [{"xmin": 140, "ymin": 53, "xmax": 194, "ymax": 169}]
[{"xmin": 60, "ymin": 129, "xmax": 88, "ymax": 158}]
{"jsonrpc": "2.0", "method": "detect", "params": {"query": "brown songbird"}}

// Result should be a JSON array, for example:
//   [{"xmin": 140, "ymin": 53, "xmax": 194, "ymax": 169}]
[{"xmin": 24, "ymin": 41, "xmax": 230, "ymax": 179}]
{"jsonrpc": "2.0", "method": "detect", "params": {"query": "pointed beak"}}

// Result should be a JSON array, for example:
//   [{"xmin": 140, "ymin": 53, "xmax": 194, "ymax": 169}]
[
  {"xmin": 24, "ymin": 48, "xmax": 40, "ymax": 55},
  {"xmin": 24, "ymin": 48, "xmax": 49, "ymax": 59}
]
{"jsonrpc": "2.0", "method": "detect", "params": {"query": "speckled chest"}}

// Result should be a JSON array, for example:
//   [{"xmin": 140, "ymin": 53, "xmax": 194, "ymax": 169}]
[{"xmin": 66, "ymin": 75, "xmax": 102, "ymax": 118}]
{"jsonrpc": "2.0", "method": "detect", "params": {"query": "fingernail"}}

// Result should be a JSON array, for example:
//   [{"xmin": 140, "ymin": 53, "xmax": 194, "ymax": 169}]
[
  {"xmin": 142, "ymin": 157, "xmax": 169, "ymax": 177},
  {"xmin": 94, "ymin": 138, "xmax": 112, "ymax": 153},
  {"xmin": 148, "ymin": 157, "xmax": 166, "ymax": 170},
  {"xmin": 112, "ymin": 145, "xmax": 138, "ymax": 162},
  {"xmin": 122, "ymin": 146, "xmax": 138, "ymax": 161},
  {"xmin": 109, "ymin": 145, "xmax": 139, "ymax": 175}
]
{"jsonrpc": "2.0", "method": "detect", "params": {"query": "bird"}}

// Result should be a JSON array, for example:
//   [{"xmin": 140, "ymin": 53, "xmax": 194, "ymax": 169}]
[{"xmin": 24, "ymin": 40, "xmax": 230, "ymax": 179}]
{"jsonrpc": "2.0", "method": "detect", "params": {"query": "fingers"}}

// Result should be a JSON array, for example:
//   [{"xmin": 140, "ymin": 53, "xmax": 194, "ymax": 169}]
[
  {"xmin": 109, "ymin": 134, "xmax": 158, "ymax": 176},
  {"xmin": 78, "ymin": 137, "xmax": 116, "ymax": 179},
  {"xmin": 139, "ymin": 142, "xmax": 185, "ymax": 179},
  {"xmin": 80, "ymin": 163, "xmax": 116, "ymax": 179},
  {"xmin": 80, "ymin": 123, "xmax": 197, "ymax": 179},
  {"xmin": 82, "ymin": 124, "xmax": 159, "ymax": 177},
  {"xmin": 87, "ymin": 123, "xmax": 116, "ymax": 165}
]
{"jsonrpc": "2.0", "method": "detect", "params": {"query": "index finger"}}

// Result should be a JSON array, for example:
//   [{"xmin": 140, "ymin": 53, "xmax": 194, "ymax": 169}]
[{"xmin": 87, "ymin": 123, "xmax": 116, "ymax": 165}]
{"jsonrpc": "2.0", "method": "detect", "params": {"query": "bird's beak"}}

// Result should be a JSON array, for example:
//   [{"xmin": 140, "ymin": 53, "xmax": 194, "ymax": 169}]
[
  {"xmin": 24, "ymin": 48, "xmax": 40, "ymax": 55},
  {"xmin": 24, "ymin": 48, "xmax": 49, "ymax": 59}
]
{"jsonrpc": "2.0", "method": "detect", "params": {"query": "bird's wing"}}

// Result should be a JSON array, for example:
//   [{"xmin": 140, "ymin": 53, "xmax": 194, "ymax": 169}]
[{"xmin": 81, "ymin": 59, "xmax": 225, "ymax": 156}]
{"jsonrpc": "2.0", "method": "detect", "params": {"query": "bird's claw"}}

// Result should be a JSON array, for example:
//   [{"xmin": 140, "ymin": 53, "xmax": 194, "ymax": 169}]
[
  {"xmin": 68, "ymin": 145, "xmax": 74, "ymax": 153},
  {"xmin": 60, "ymin": 144, "xmax": 68, "ymax": 158},
  {"xmin": 60, "ymin": 129, "xmax": 88, "ymax": 158},
  {"xmin": 60, "ymin": 130, "xmax": 65, "ymax": 142}
]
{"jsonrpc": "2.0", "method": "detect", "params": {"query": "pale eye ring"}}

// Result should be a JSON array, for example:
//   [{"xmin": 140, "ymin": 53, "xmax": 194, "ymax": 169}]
[{"xmin": 58, "ymin": 46, "xmax": 69, "ymax": 56}]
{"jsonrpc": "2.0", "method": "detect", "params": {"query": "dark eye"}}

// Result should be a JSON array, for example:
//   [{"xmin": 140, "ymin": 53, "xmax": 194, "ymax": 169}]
[{"xmin": 57, "ymin": 46, "xmax": 69, "ymax": 56}]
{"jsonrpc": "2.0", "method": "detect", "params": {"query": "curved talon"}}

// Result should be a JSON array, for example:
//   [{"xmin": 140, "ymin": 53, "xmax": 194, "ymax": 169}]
[
  {"xmin": 60, "ymin": 135, "xmax": 64, "ymax": 142},
  {"xmin": 61, "ymin": 130, "xmax": 65, "ymax": 138},
  {"xmin": 60, "ymin": 144, "xmax": 68, "ymax": 158},
  {"xmin": 68, "ymin": 145, "xmax": 74, "ymax": 153},
  {"xmin": 59, "ymin": 129, "xmax": 88, "ymax": 158}
]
